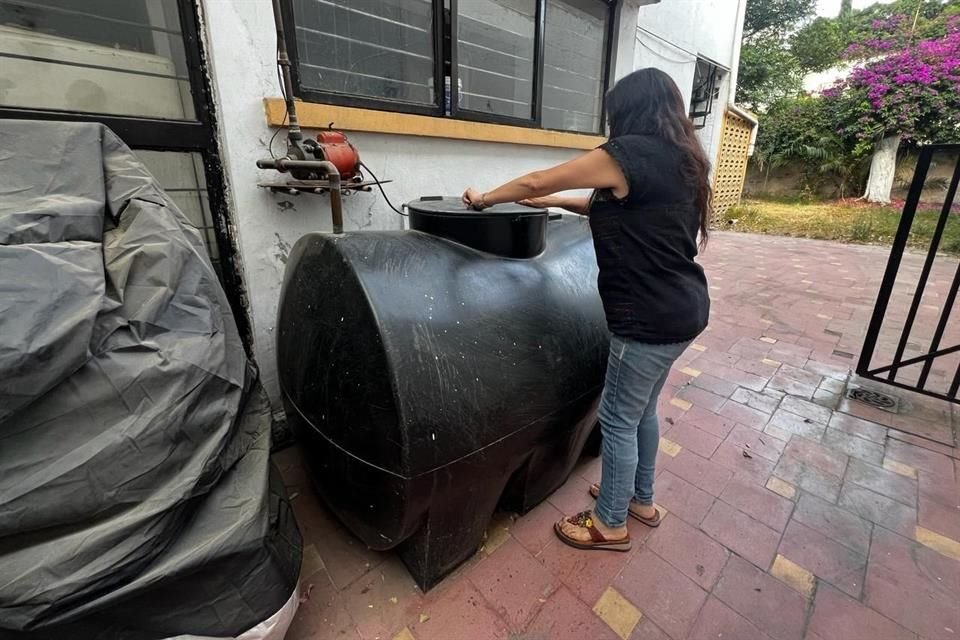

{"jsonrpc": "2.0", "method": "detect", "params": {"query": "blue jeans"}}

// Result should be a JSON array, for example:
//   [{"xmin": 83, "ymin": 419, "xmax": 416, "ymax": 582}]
[{"xmin": 594, "ymin": 335, "xmax": 690, "ymax": 528}]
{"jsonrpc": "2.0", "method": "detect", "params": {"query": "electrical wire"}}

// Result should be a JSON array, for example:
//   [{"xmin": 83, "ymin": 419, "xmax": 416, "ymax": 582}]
[
  {"xmin": 269, "ymin": 37, "xmax": 289, "ymax": 159},
  {"xmin": 635, "ymin": 36, "xmax": 697, "ymax": 66},
  {"xmin": 360, "ymin": 161, "xmax": 407, "ymax": 217}
]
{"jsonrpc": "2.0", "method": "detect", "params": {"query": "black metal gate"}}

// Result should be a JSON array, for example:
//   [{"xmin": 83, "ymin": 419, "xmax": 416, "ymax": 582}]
[{"xmin": 858, "ymin": 144, "xmax": 960, "ymax": 403}]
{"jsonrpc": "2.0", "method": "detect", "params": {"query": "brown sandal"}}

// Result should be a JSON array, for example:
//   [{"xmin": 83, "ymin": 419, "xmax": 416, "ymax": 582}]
[
  {"xmin": 554, "ymin": 510, "xmax": 632, "ymax": 552},
  {"xmin": 589, "ymin": 483, "xmax": 663, "ymax": 528}
]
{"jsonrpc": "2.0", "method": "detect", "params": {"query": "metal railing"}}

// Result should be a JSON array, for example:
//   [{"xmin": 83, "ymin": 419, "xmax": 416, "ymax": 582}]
[{"xmin": 857, "ymin": 144, "xmax": 960, "ymax": 403}]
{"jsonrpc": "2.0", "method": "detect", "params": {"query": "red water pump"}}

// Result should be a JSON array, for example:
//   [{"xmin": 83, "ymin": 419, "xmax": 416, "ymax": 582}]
[
  {"xmin": 315, "ymin": 130, "xmax": 360, "ymax": 181},
  {"xmin": 256, "ymin": 0, "xmax": 395, "ymax": 233}
]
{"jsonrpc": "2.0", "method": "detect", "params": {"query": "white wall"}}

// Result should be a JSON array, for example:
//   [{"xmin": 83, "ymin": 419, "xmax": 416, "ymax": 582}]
[
  {"xmin": 632, "ymin": 0, "xmax": 745, "ymax": 163},
  {"xmin": 803, "ymin": 61, "xmax": 858, "ymax": 94},
  {"xmin": 200, "ymin": 0, "xmax": 617, "ymax": 409},
  {"xmin": 636, "ymin": 0, "xmax": 743, "ymax": 70}
]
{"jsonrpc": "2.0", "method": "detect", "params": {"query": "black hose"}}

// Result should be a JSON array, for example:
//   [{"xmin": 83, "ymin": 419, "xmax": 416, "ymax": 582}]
[{"xmin": 360, "ymin": 161, "xmax": 407, "ymax": 217}]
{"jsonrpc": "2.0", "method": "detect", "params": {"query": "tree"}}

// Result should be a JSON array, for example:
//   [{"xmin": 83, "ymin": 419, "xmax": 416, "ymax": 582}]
[
  {"xmin": 789, "ymin": 1, "xmax": 959, "ymax": 70},
  {"xmin": 738, "ymin": 0, "xmax": 817, "ymax": 110},
  {"xmin": 824, "ymin": 17, "xmax": 960, "ymax": 202},
  {"xmin": 738, "ymin": 38, "xmax": 804, "ymax": 110},
  {"xmin": 841, "ymin": 1, "xmax": 960, "ymax": 61},
  {"xmin": 791, "ymin": 17, "xmax": 845, "ymax": 72},
  {"xmin": 754, "ymin": 96, "xmax": 868, "ymax": 197},
  {"xmin": 743, "ymin": 0, "xmax": 818, "ymax": 38}
]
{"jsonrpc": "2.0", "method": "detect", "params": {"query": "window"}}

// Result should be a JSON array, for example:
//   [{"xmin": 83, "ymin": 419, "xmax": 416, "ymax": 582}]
[
  {"xmin": 291, "ymin": 0, "xmax": 436, "ymax": 108},
  {"xmin": 288, "ymin": 0, "xmax": 614, "ymax": 134},
  {"xmin": 542, "ymin": 0, "xmax": 608, "ymax": 133},
  {"xmin": 689, "ymin": 58, "xmax": 723, "ymax": 130},
  {"xmin": 457, "ymin": 0, "xmax": 536, "ymax": 121},
  {"xmin": 0, "ymin": 0, "xmax": 250, "ymax": 344},
  {"xmin": 0, "ymin": 0, "xmax": 196, "ymax": 119}
]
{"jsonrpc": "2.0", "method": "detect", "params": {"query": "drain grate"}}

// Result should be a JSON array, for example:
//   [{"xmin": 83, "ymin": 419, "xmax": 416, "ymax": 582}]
[{"xmin": 846, "ymin": 387, "xmax": 900, "ymax": 413}]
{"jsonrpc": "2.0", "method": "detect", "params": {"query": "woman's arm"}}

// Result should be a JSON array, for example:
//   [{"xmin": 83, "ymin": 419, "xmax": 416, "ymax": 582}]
[
  {"xmin": 519, "ymin": 195, "xmax": 592, "ymax": 215},
  {"xmin": 462, "ymin": 148, "xmax": 626, "ymax": 210}
]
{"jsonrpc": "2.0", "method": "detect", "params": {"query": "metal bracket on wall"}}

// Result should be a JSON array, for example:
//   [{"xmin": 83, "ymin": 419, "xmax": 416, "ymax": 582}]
[{"xmin": 256, "ymin": 179, "xmax": 390, "ymax": 197}]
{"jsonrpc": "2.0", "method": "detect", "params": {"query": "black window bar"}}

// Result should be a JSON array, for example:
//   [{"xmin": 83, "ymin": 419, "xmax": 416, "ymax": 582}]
[
  {"xmin": 689, "ymin": 58, "xmax": 719, "ymax": 130},
  {"xmin": 282, "ymin": 0, "xmax": 616, "ymax": 135},
  {"xmin": 857, "ymin": 144, "xmax": 960, "ymax": 403}
]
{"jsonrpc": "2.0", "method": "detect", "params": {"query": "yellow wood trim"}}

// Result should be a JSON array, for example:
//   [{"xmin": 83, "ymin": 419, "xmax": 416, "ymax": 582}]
[{"xmin": 264, "ymin": 98, "xmax": 605, "ymax": 150}]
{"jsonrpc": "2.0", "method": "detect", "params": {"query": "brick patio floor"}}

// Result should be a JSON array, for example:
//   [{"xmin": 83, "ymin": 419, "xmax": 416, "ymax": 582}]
[{"xmin": 273, "ymin": 232, "xmax": 960, "ymax": 640}]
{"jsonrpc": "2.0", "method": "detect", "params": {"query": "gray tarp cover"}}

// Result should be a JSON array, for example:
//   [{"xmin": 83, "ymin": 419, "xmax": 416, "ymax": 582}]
[{"xmin": 0, "ymin": 120, "xmax": 301, "ymax": 639}]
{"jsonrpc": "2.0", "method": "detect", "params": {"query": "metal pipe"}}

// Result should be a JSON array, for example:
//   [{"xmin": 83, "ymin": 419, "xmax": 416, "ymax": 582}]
[
  {"xmin": 271, "ymin": 0, "xmax": 303, "ymax": 146},
  {"xmin": 257, "ymin": 158, "xmax": 343, "ymax": 234}
]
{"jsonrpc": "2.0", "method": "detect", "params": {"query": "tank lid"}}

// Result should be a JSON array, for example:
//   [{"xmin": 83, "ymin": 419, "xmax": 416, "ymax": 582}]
[
  {"xmin": 406, "ymin": 196, "xmax": 549, "ymax": 258},
  {"xmin": 406, "ymin": 197, "xmax": 546, "ymax": 217}
]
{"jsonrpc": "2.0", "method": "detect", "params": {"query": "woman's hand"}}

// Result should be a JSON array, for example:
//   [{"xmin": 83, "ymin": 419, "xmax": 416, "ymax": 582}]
[
  {"xmin": 519, "ymin": 196, "xmax": 558, "ymax": 209},
  {"xmin": 462, "ymin": 188, "xmax": 487, "ymax": 210}
]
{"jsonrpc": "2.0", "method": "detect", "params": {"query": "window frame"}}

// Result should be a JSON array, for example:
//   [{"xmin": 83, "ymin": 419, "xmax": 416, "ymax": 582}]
[
  {"xmin": 283, "ymin": 0, "xmax": 617, "ymax": 135},
  {"xmin": 0, "ymin": 0, "xmax": 253, "ymax": 352},
  {"xmin": 689, "ymin": 57, "xmax": 723, "ymax": 130}
]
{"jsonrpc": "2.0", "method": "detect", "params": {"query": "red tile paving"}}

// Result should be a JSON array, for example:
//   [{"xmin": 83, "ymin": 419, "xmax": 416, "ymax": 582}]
[
  {"xmin": 838, "ymin": 483, "xmax": 917, "ymax": 538},
  {"xmin": 713, "ymin": 556, "xmax": 808, "ymax": 640},
  {"xmin": 718, "ymin": 476, "xmax": 794, "ymax": 532},
  {"xmin": 731, "ymin": 387, "xmax": 785, "ymax": 415},
  {"xmin": 768, "ymin": 408, "xmax": 828, "ymax": 441},
  {"xmin": 651, "ymin": 471, "xmax": 716, "ymax": 526},
  {"xmin": 711, "ymin": 438, "xmax": 778, "ymax": 484},
  {"xmin": 631, "ymin": 618, "xmax": 674, "ymax": 640},
  {"xmin": 664, "ymin": 421, "xmax": 724, "ymax": 459},
  {"xmin": 783, "ymin": 436, "xmax": 849, "ymax": 478},
  {"xmin": 773, "ymin": 454, "xmax": 844, "ymax": 503},
  {"xmin": 701, "ymin": 500, "xmax": 781, "ymax": 570},
  {"xmin": 845, "ymin": 458, "xmax": 917, "ymax": 507},
  {"xmin": 407, "ymin": 579, "xmax": 510, "ymax": 640},
  {"xmin": 778, "ymin": 520, "xmax": 867, "ymax": 598},
  {"xmin": 918, "ymin": 472, "xmax": 960, "ymax": 540},
  {"xmin": 822, "ymin": 428, "xmax": 885, "ymax": 465},
  {"xmin": 465, "ymin": 538, "xmax": 558, "ymax": 631},
  {"xmin": 688, "ymin": 596, "xmax": 772, "ymax": 640},
  {"xmin": 724, "ymin": 423, "xmax": 788, "ymax": 462},
  {"xmin": 616, "ymin": 549, "xmax": 708, "ymax": 639},
  {"xmin": 661, "ymin": 449, "xmax": 734, "ymax": 498},
  {"xmin": 647, "ymin": 515, "xmax": 729, "ymax": 590},
  {"xmin": 792, "ymin": 493, "xmax": 872, "ymax": 555},
  {"xmin": 679, "ymin": 405, "xmax": 738, "ymax": 439},
  {"xmin": 525, "ymin": 586, "xmax": 620, "ymax": 640},
  {"xmin": 339, "ymin": 558, "xmax": 424, "ymax": 640},
  {"xmin": 886, "ymin": 439, "xmax": 957, "ymax": 480},
  {"xmin": 807, "ymin": 584, "xmax": 917, "ymax": 640},
  {"xmin": 536, "ymin": 531, "xmax": 634, "ymax": 606},
  {"xmin": 278, "ymin": 233, "xmax": 960, "ymax": 640}
]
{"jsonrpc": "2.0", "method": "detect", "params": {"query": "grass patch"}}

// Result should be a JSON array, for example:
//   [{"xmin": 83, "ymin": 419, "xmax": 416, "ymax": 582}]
[{"xmin": 722, "ymin": 198, "xmax": 960, "ymax": 255}]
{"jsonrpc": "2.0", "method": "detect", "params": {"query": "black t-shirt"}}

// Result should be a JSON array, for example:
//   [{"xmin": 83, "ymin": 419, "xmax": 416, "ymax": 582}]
[{"xmin": 589, "ymin": 134, "xmax": 710, "ymax": 343}]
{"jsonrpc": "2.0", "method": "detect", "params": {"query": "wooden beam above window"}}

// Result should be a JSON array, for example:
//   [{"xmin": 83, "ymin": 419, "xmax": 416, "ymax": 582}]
[{"xmin": 263, "ymin": 98, "xmax": 605, "ymax": 151}]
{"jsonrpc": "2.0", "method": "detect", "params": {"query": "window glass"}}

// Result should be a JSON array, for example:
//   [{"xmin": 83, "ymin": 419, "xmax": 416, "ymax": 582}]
[
  {"xmin": 0, "ymin": 0, "xmax": 196, "ymax": 119},
  {"xmin": 292, "ymin": 0, "xmax": 436, "ymax": 106},
  {"xmin": 136, "ymin": 150, "xmax": 221, "ymax": 277},
  {"xmin": 457, "ymin": 0, "xmax": 536, "ymax": 120},
  {"xmin": 542, "ymin": 0, "xmax": 606, "ymax": 133}
]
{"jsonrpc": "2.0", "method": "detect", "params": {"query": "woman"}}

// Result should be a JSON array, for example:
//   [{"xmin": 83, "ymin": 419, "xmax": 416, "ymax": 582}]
[{"xmin": 461, "ymin": 68, "xmax": 711, "ymax": 552}]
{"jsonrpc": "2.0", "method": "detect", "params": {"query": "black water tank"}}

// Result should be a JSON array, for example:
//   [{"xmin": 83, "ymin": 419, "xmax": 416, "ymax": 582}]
[{"xmin": 276, "ymin": 202, "xmax": 608, "ymax": 590}]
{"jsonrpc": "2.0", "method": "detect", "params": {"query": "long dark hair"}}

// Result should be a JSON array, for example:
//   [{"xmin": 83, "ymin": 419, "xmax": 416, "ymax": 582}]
[{"xmin": 606, "ymin": 68, "xmax": 712, "ymax": 248}]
